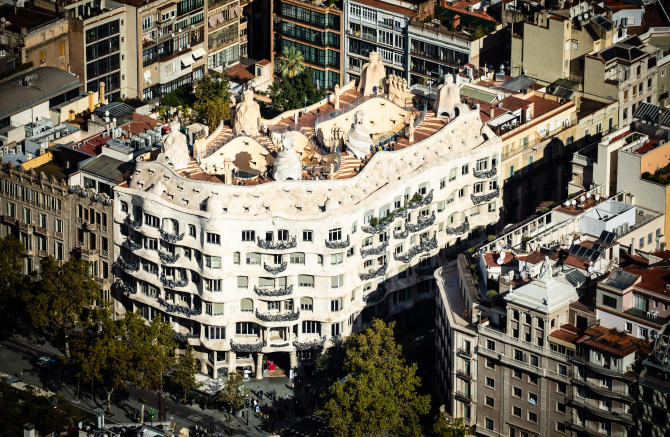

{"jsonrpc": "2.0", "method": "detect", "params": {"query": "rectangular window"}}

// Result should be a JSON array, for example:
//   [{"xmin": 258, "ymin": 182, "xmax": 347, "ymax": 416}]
[
  {"xmin": 302, "ymin": 230, "xmax": 313, "ymax": 241},
  {"xmin": 290, "ymin": 252, "xmax": 305, "ymax": 264},
  {"xmin": 528, "ymin": 412, "xmax": 537, "ymax": 423},
  {"xmin": 485, "ymin": 377, "xmax": 495, "ymax": 388},
  {"xmin": 206, "ymin": 233, "xmax": 220, "ymax": 245},
  {"xmin": 302, "ymin": 321, "xmax": 320, "ymax": 334},
  {"xmin": 242, "ymin": 230, "xmax": 255, "ymax": 241},
  {"xmin": 603, "ymin": 295, "xmax": 617, "ymax": 308},
  {"xmin": 331, "ymin": 298, "xmax": 343, "ymax": 311},
  {"xmin": 144, "ymin": 214, "xmax": 160, "ymax": 227},
  {"xmin": 512, "ymin": 406, "xmax": 521, "ymax": 417},
  {"xmin": 485, "ymin": 419, "xmax": 493, "ymax": 431},
  {"xmin": 205, "ymin": 256, "xmax": 221, "ymax": 269},
  {"xmin": 329, "ymin": 228, "xmax": 342, "ymax": 241}
]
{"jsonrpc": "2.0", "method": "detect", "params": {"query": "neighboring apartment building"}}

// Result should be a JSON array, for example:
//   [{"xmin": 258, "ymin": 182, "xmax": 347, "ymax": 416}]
[
  {"xmin": 137, "ymin": 0, "xmax": 207, "ymax": 101},
  {"xmin": 584, "ymin": 35, "xmax": 660, "ymax": 127},
  {"xmin": 343, "ymin": 0, "xmax": 414, "ymax": 84},
  {"xmin": 639, "ymin": 327, "xmax": 670, "ymax": 437},
  {"xmin": 271, "ymin": 0, "xmax": 343, "ymax": 90},
  {"xmin": 0, "ymin": 4, "xmax": 70, "ymax": 72},
  {"xmin": 206, "ymin": 0, "xmax": 241, "ymax": 74},
  {"xmin": 62, "ymin": 0, "xmax": 138, "ymax": 102}
]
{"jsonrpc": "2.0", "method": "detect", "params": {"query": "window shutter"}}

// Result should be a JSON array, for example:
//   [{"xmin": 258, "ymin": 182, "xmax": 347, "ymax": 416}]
[
  {"xmin": 212, "ymin": 303, "xmax": 224, "ymax": 316},
  {"xmin": 237, "ymin": 276, "xmax": 248, "ymax": 287}
]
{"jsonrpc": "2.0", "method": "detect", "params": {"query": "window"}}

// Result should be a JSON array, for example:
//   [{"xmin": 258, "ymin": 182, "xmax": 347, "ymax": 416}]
[
  {"xmin": 351, "ymin": 221, "xmax": 357, "ymax": 234},
  {"xmin": 461, "ymin": 165, "xmax": 469, "ymax": 175},
  {"xmin": 331, "ymin": 253, "xmax": 343, "ymax": 265},
  {"xmin": 302, "ymin": 321, "xmax": 320, "ymax": 334},
  {"xmin": 329, "ymin": 228, "xmax": 342, "ymax": 241},
  {"xmin": 485, "ymin": 396, "xmax": 494, "ymax": 407},
  {"xmin": 485, "ymin": 358, "xmax": 495, "ymax": 369},
  {"xmin": 473, "ymin": 182, "xmax": 483, "ymax": 194},
  {"xmin": 600, "ymin": 422, "xmax": 610, "ymax": 433},
  {"xmin": 236, "ymin": 322, "xmax": 259, "ymax": 335},
  {"xmin": 144, "ymin": 214, "xmax": 160, "ymax": 227},
  {"xmin": 246, "ymin": 253, "xmax": 260, "ymax": 265},
  {"xmin": 290, "ymin": 252, "xmax": 305, "ymax": 264},
  {"xmin": 528, "ymin": 375, "xmax": 538, "ymax": 385},
  {"xmin": 205, "ymin": 256, "xmax": 221, "ymax": 269},
  {"xmin": 331, "ymin": 274, "xmax": 344, "ymax": 288},
  {"xmin": 298, "ymin": 275, "xmax": 314, "ymax": 287},
  {"xmin": 625, "ymin": 322, "xmax": 632, "ymax": 332},
  {"xmin": 558, "ymin": 364, "xmax": 567, "ymax": 376},
  {"xmin": 331, "ymin": 321, "xmax": 343, "ymax": 336},
  {"xmin": 331, "ymin": 297, "xmax": 343, "ymax": 311},
  {"xmin": 485, "ymin": 377, "xmax": 495, "ymax": 388},
  {"xmin": 513, "ymin": 387, "xmax": 522, "ymax": 398},
  {"xmin": 300, "ymin": 297, "xmax": 313, "ymax": 311},
  {"xmin": 273, "ymin": 254, "xmax": 283, "ymax": 265},
  {"xmin": 485, "ymin": 418, "xmax": 493, "ymax": 431},
  {"xmin": 206, "ymin": 233, "xmax": 220, "ymax": 245},
  {"xmin": 233, "ymin": 252, "xmax": 240, "ymax": 264},
  {"xmin": 556, "ymin": 422, "xmax": 565, "ymax": 433},
  {"xmin": 557, "ymin": 402, "xmax": 566, "ymax": 413},
  {"xmin": 512, "ymin": 406, "xmax": 521, "ymax": 417},
  {"xmin": 530, "ymin": 355, "xmax": 539, "ymax": 367},
  {"xmin": 639, "ymin": 327, "xmax": 648, "ymax": 339},
  {"xmin": 242, "ymin": 230, "xmax": 255, "ymax": 241},
  {"xmin": 267, "ymin": 301, "xmax": 280, "ymax": 311},
  {"xmin": 487, "ymin": 340, "xmax": 495, "ymax": 351},
  {"xmin": 529, "ymin": 392, "xmax": 538, "ymax": 405},
  {"xmin": 440, "ymin": 179, "xmax": 446, "ymax": 189},
  {"xmin": 603, "ymin": 295, "xmax": 617, "ymax": 308},
  {"xmin": 205, "ymin": 278, "xmax": 222, "ymax": 291},
  {"xmin": 449, "ymin": 168, "xmax": 457, "ymax": 181},
  {"xmin": 528, "ymin": 412, "xmax": 537, "ymax": 423}
]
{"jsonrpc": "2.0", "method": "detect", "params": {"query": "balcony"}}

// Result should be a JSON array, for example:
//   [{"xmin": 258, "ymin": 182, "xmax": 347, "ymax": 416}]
[
  {"xmin": 622, "ymin": 306, "xmax": 669, "ymax": 327},
  {"xmin": 349, "ymin": 30, "xmax": 377, "ymax": 43},
  {"xmin": 456, "ymin": 369, "xmax": 472, "ymax": 380},
  {"xmin": 570, "ymin": 376, "xmax": 635, "ymax": 403},
  {"xmin": 566, "ymin": 419, "xmax": 603, "ymax": 437},
  {"xmin": 255, "ymin": 309, "xmax": 300, "ymax": 322},
  {"xmin": 457, "ymin": 348, "xmax": 473, "ymax": 359},
  {"xmin": 454, "ymin": 391, "xmax": 472, "ymax": 403},
  {"xmin": 569, "ymin": 355, "xmax": 636, "ymax": 381},
  {"xmin": 565, "ymin": 395, "xmax": 634, "ymax": 425},
  {"xmin": 257, "ymin": 236, "xmax": 297, "ymax": 250},
  {"xmin": 1, "ymin": 215, "xmax": 17, "ymax": 225},
  {"xmin": 18, "ymin": 220, "xmax": 32, "ymax": 232},
  {"xmin": 159, "ymin": 228, "xmax": 184, "ymax": 243}
]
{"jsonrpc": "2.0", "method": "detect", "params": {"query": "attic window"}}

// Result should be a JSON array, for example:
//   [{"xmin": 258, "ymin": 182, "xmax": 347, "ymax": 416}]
[
  {"xmin": 163, "ymin": 174, "xmax": 170, "ymax": 180},
  {"xmin": 244, "ymin": 207, "xmax": 249, "ymax": 212},
  {"xmin": 177, "ymin": 185, "xmax": 184, "ymax": 191},
  {"xmin": 148, "ymin": 169, "xmax": 155, "ymax": 174},
  {"xmin": 193, "ymin": 188, "xmax": 199, "ymax": 193},
  {"xmin": 296, "ymin": 206, "xmax": 302, "ymax": 211}
]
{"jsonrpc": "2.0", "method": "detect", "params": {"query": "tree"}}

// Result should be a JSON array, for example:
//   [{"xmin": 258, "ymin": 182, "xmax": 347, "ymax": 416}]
[
  {"xmin": 0, "ymin": 235, "xmax": 29, "ymax": 334},
  {"xmin": 74, "ymin": 306, "xmax": 135, "ymax": 413},
  {"xmin": 0, "ymin": 376, "xmax": 84, "ymax": 436},
  {"xmin": 318, "ymin": 319, "xmax": 430, "ymax": 437},
  {"xmin": 279, "ymin": 46, "xmax": 305, "ymax": 79},
  {"xmin": 193, "ymin": 73, "xmax": 231, "ymax": 131},
  {"xmin": 125, "ymin": 311, "xmax": 176, "ymax": 422},
  {"xmin": 170, "ymin": 344, "xmax": 203, "ymax": 401},
  {"xmin": 315, "ymin": 348, "xmax": 345, "ymax": 384},
  {"xmin": 267, "ymin": 70, "xmax": 327, "ymax": 112},
  {"xmin": 27, "ymin": 256, "xmax": 101, "ymax": 357},
  {"xmin": 433, "ymin": 415, "xmax": 472, "ymax": 437},
  {"xmin": 217, "ymin": 371, "xmax": 245, "ymax": 418}
]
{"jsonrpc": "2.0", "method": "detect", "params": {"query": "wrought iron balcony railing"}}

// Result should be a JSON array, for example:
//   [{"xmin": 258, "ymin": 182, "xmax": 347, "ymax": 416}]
[
  {"xmin": 255, "ymin": 309, "xmax": 300, "ymax": 322},
  {"xmin": 257, "ymin": 236, "xmax": 297, "ymax": 250},
  {"xmin": 264, "ymin": 262, "xmax": 288, "ymax": 275},
  {"xmin": 325, "ymin": 235, "xmax": 350, "ymax": 249},
  {"xmin": 159, "ymin": 228, "xmax": 184, "ymax": 243},
  {"xmin": 359, "ymin": 263, "xmax": 388, "ymax": 280},
  {"xmin": 253, "ymin": 284, "xmax": 293, "ymax": 297}
]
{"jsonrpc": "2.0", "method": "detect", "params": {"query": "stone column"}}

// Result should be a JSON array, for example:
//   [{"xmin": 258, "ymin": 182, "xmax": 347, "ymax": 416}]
[
  {"xmin": 323, "ymin": 322, "xmax": 331, "ymax": 340},
  {"xmin": 228, "ymin": 350, "xmax": 237, "ymax": 375},
  {"xmin": 212, "ymin": 366, "xmax": 218, "ymax": 379},
  {"xmin": 255, "ymin": 353, "xmax": 264, "ymax": 379},
  {"xmin": 200, "ymin": 359, "xmax": 208, "ymax": 374},
  {"xmin": 297, "ymin": 323, "xmax": 304, "ymax": 341},
  {"xmin": 289, "ymin": 351, "xmax": 298, "ymax": 369}
]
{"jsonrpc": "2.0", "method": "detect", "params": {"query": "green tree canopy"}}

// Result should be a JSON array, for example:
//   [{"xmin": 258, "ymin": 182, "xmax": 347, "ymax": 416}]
[
  {"xmin": 27, "ymin": 256, "xmax": 100, "ymax": 357},
  {"xmin": 170, "ymin": 344, "xmax": 203, "ymax": 401},
  {"xmin": 318, "ymin": 319, "xmax": 430, "ymax": 437},
  {"xmin": 0, "ymin": 235, "xmax": 29, "ymax": 334},
  {"xmin": 0, "ymin": 378, "xmax": 83, "ymax": 436},
  {"xmin": 217, "ymin": 370, "xmax": 246, "ymax": 415},
  {"xmin": 279, "ymin": 46, "xmax": 305, "ymax": 79},
  {"xmin": 268, "ymin": 69, "xmax": 327, "ymax": 112},
  {"xmin": 194, "ymin": 73, "xmax": 231, "ymax": 131},
  {"xmin": 432, "ymin": 415, "xmax": 472, "ymax": 437}
]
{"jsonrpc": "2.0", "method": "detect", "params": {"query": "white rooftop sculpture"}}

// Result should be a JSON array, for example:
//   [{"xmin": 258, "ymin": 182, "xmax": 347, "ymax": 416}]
[
  {"xmin": 345, "ymin": 110, "xmax": 373, "ymax": 159},
  {"xmin": 433, "ymin": 74, "xmax": 460, "ymax": 118},
  {"xmin": 273, "ymin": 133, "xmax": 303, "ymax": 181},
  {"xmin": 357, "ymin": 52, "xmax": 385, "ymax": 96},
  {"xmin": 158, "ymin": 120, "xmax": 190, "ymax": 170},
  {"xmin": 233, "ymin": 89, "xmax": 261, "ymax": 136}
]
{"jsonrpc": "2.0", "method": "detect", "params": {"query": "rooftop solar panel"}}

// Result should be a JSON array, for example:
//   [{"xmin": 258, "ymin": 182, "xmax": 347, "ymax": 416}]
[
  {"xmin": 597, "ymin": 230, "xmax": 608, "ymax": 243},
  {"xmin": 576, "ymin": 246, "xmax": 588, "ymax": 258},
  {"xmin": 570, "ymin": 245, "xmax": 580, "ymax": 255},
  {"xmin": 604, "ymin": 270, "xmax": 639, "ymax": 290},
  {"xmin": 590, "ymin": 251, "xmax": 600, "ymax": 262},
  {"xmin": 604, "ymin": 232, "xmax": 615, "ymax": 245},
  {"xmin": 565, "ymin": 270, "xmax": 587, "ymax": 287},
  {"xmin": 592, "ymin": 243, "xmax": 601, "ymax": 252},
  {"xmin": 583, "ymin": 248, "xmax": 595, "ymax": 260}
]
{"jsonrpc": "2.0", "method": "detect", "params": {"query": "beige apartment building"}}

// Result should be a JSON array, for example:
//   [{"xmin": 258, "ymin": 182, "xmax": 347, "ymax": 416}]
[{"xmin": 0, "ymin": 4, "xmax": 70, "ymax": 74}]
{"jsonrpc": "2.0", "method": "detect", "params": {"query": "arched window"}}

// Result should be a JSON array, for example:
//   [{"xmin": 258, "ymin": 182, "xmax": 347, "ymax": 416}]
[
  {"xmin": 241, "ymin": 298, "xmax": 253, "ymax": 312},
  {"xmin": 300, "ymin": 297, "xmax": 313, "ymax": 311},
  {"xmin": 233, "ymin": 252, "xmax": 240, "ymax": 264}
]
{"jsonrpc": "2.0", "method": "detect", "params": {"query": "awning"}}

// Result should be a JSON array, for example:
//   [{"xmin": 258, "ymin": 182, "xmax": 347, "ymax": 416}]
[
  {"xmin": 192, "ymin": 48, "xmax": 206, "ymax": 59},
  {"xmin": 181, "ymin": 55, "xmax": 194, "ymax": 67},
  {"xmin": 143, "ymin": 70, "xmax": 151, "ymax": 81}
]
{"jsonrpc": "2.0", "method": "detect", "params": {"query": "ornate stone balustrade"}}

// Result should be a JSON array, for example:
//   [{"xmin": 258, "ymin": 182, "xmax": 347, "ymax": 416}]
[
  {"xmin": 394, "ymin": 228, "xmax": 409, "ymax": 239},
  {"xmin": 253, "ymin": 284, "xmax": 293, "ymax": 297},
  {"xmin": 114, "ymin": 256, "xmax": 139, "ymax": 272},
  {"xmin": 159, "ymin": 228, "xmax": 184, "ymax": 243},
  {"xmin": 360, "ymin": 240, "xmax": 388, "ymax": 258},
  {"xmin": 264, "ymin": 262, "xmax": 288, "ymax": 275},
  {"xmin": 257, "ymin": 236, "xmax": 297, "ymax": 250},
  {"xmin": 255, "ymin": 309, "xmax": 300, "ymax": 322},
  {"xmin": 230, "ymin": 339, "xmax": 266, "ymax": 353},
  {"xmin": 406, "ymin": 189, "xmax": 433, "ymax": 211},
  {"xmin": 174, "ymin": 332, "xmax": 200, "ymax": 343},
  {"xmin": 325, "ymin": 235, "xmax": 350, "ymax": 249},
  {"xmin": 405, "ymin": 211, "xmax": 436, "ymax": 233},
  {"xmin": 157, "ymin": 298, "xmax": 201, "ymax": 317},
  {"xmin": 471, "ymin": 189, "xmax": 500, "ymax": 205},
  {"xmin": 114, "ymin": 279, "xmax": 136, "ymax": 295},
  {"xmin": 125, "ymin": 214, "xmax": 141, "ymax": 230},
  {"xmin": 359, "ymin": 263, "xmax": 388, "ymax": 280},
  {"xmin": 473, "ymin": 166, "xmax": 497, "ymax": 179},
  {"xmin": 293, "ymin": 336, "xmax": 326, "ymax": 351},
  {"xmin": 393, "ymin": 232, "xmax": 437, "ymax": 263},
  {"xmin": 158, "ymin": 250, "xmax": 180, "ymax": 264},
  {"xmin": 362, "ymin": 218, "xmax": 394, "ymax": 235},
  {"xmin": 159, "ymin": 274, "xmax": 188, "ymax": 288},
  {"xmin": 446, "ymin": 216, "xmax": 470, "ymax": 235},
  {"xmin": 126, "ymin": 238, "xmax": 142, "ymax": 251}
]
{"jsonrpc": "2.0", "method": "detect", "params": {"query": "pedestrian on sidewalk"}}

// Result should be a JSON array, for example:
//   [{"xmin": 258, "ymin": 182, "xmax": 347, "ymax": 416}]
[
  {"xmin": 285, "ymin": 394, "xmax": 289, "ymax": 401},
  {"xmin": 259, "ymin": 388, "xmax": 264, "ymax": 400}
]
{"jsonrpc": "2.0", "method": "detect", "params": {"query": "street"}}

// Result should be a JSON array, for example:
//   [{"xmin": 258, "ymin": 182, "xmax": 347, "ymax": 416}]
[{"xmin": 0, "ymin": 335, "xmax": 323, "ymax": 437}]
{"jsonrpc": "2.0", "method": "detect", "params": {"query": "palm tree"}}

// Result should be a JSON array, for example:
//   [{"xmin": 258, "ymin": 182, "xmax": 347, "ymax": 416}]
[{"xmin": 279, "ymin": 46, "xmax": 305, "ymax": 79}]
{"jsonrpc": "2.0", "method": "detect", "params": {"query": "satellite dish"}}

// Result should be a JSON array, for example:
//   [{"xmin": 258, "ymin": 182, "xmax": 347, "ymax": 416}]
[
  {"xmin": 105, "ymin": 110, "xmax": 110, "ymax": 117},
  {"xmin": 569, "ymin": 12, "xmax": 573, "ymax": 18},
  {"xmin": 588, "ymin": 266, "xmax": 595, "ymax": 274},
  {"xmin": 586, "ymin": 192, "xmax": 591, "ymax": 198},
  {"xmin": 580, "ymin": 196, "xmax": 586, "ymax": 202},
  {"xmin": 497, "ymin": 258, "xmax": 504, "ymax": 265},
  {"xmin": 590, "ymin": 261, "xmax": 594, "ymax": 266},
  {"xmin": 595, "ymin": 194, "xmax": 601, "ymax": 201},
  {"xmin": 571, "ymin": 199, "xmax": 577, "ymax": 206},
  {"xmin": 565, "ymin": 201, "xmax": 570, "ymax": 207}
]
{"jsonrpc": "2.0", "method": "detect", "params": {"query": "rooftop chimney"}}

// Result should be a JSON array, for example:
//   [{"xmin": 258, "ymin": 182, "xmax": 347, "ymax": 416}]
[
  {"xmin": 99, "ymin": 82, "xmax": 106, "ymax": 105},
  {"xmin": 88, "ymin": 91, "xmax": 95, "ymax": 112},
  {"xmin": 630, "ymin": 238, "xmax": 636, "ymax": 256},
  {"xmin": 453, "ymin": 15, "xmax": 461, "ymax": 29},
  {"xmin": 490, "ymin": 105, "xmax": 495, "ymax": 119},
  {"xmin": 24, "ymin": 424, "xmax": 35, "ymax": 437}
]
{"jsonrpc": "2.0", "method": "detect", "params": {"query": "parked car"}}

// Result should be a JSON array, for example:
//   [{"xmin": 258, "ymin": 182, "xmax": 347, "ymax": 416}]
[{"xmin": 36, "ymin": 357, "xmax": 57, "ymax": 370}]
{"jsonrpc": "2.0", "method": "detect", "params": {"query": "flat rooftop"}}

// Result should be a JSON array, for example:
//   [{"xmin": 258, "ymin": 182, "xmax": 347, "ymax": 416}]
[{"xmin": 0, "ymin": 6, "xmax": 62, "ymax": 33}]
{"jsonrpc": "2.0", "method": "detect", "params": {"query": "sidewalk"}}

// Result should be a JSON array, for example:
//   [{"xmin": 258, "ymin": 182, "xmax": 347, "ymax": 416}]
[{"xmin": 0, "ymin": 335, "xmax": 319, "ymax": 436}]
